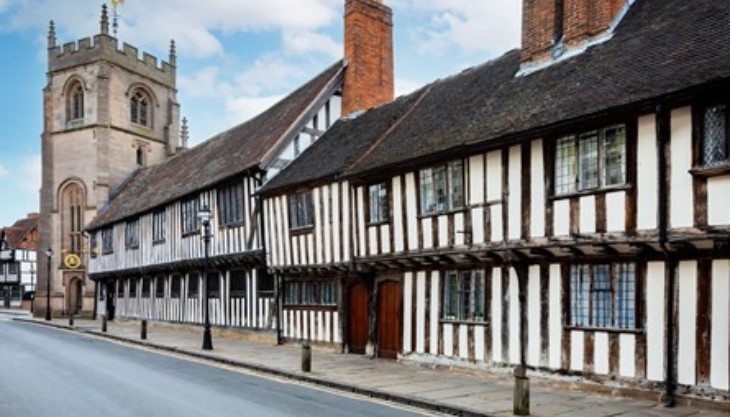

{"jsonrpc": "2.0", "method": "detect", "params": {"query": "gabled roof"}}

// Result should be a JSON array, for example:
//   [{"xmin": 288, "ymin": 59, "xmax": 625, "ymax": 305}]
[
  {"xmin": 1, "ymin": 214, "xmax": 39, "ymax": 250},
  {"xmin": 87, "ymin": 60, "xmax": 345, "ymax": 230},
  {"xmin": 264, "ymin": 0, "xmax": 730, "ymax": 190}
]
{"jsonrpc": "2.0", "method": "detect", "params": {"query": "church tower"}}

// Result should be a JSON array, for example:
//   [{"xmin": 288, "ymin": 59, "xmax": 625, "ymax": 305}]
[{"xmin": 37, "ymin": 5, "xmax": 182, "ymax": 318}]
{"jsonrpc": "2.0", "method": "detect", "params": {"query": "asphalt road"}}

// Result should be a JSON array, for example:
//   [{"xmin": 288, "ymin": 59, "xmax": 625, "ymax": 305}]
[{"xmin": 0, "ymin": 317, "xmax": 433, "ymax": 417}]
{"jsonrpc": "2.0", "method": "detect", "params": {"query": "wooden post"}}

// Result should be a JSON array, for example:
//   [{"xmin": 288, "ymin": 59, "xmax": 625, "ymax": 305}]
[
  {"xmin": 102, "ymin": 315, "xmax": 107, "ymax": 332},
  {"xmin": 514, "ymin": 365, "xmax": 530, "ymax": 415},
  {"xmin": 68, "ymin": 314, "xmax": 74, "ymax": 327},
  {"xmin": 301, "ymin": 341, "xmax": 312, "ymax": 372},
  {"xmin": 141, "ymin": 319, "xmax": 148, "ymax": 340}
]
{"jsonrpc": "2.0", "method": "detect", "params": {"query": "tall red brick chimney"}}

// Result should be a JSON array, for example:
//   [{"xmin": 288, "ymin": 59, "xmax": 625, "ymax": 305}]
[
  {"xmin": 342, "ymin": 0, "xmax": 394, "ymax": 116},
  {"xmin": 521, "ymin": 0, "xmax": 628, "ymax": 65}
]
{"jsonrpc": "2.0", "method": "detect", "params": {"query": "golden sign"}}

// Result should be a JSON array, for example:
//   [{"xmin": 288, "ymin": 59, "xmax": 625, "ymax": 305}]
[{"xmin": 64, "ymin": 253, "xmax": 82, "ymax": 269}]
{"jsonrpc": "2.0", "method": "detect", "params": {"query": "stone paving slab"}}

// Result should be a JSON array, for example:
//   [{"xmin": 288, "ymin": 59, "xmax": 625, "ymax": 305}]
[{"xmin": 11, "ymin": 316, "xmax": 729, "ymax": 417}]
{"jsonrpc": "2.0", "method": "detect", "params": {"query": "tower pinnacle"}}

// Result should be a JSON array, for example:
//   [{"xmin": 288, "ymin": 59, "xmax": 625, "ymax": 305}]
[
  {"xmin": 48, "ymin": 20, "xmax": 56, "ymax": 48},
  {"xmin": 100, "ymin": 4, "xmax": 109, "ymax": 35}
]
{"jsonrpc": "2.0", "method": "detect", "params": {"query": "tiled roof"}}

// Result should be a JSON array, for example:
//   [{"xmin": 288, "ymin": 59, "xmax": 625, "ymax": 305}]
[
  {"xmin": 267, "ymin": 0, "xmax": 730, "ymax": 189},
  {"xmin": 1, "ymin": 214, "xmax": 39, "ymax": 249},
  {"xmin": 87, "ymin": 61, "xmax": 345, "ymax": 230}
]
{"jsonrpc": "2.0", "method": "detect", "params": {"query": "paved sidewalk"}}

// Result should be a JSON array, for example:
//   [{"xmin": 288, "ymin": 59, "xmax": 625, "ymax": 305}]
[{"xmin": 11, "ymin": 316, "xmax": 728, "ymax": 417}]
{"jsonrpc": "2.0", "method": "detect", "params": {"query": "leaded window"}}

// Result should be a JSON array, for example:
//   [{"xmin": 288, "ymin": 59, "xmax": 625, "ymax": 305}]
[
  {"xmin": 218, "ymin": 182, "xmax": 245, "ymax": 226},
  {"xmin": 230, "ymin": 270, "xmax": 247, "ymax": 297},
  {"xmin": 129, "ymin": 278, "xmax": 137, "ymax": 297},
  {"xmin": 207, "ymin": 272, "xmax": 220, "ymax": 299},
  {"xmin": 130, "ymin": 90, "xmax": 150, "ymax": 126},
  {"xmin": 141, "ymin": 278, "xmax": 151, "ymax": 298},
  {"xmin": 554, "ymin": 125, "xmax": 626, "ymax": 195},
  {"xmin": 181, "ymin": 197, "xmax": 199, "ymax": 235},
  {"xmin": 701, "ymin": 103, "xmax": 729, "ymax": 167},
  {"xmin": 152, "ymin": 209, "xmax": 166, "ymax": 244},
  {"xmin": 321, "ymin": 281, "xmax": 337, "ymax": 305},
  {"xmin": 420, "ymin": 160, "xmax": 465, "ymax": 215},
  {"xmin": 368, "ymin": 183, "xmax": 389, "ymax": 224},
  {"xmin": 125, "ymin": 218, "xmax": 139, "ymax": 250},
  {"xmin": 155, "ymin": 276, "xmax": 165, "ymax": 298},
  {"xmin": 171, "ymin": 275, "xmax": 182, "ymax": 298},
  {"xmin": 188, "ymin": 273, "xmax": 199, "ymax": 298},
  {"xmin": 101, "ymin": 227, "xmax": 114, "ymax": 254},
  {"xmin": 68, "ymin": 83, "xmax": 84, "ymax": 121},
  {"xmin": 117, "ymin": 280, "xmax": 125, "ymax": 298},
  {"xmin": 442, "ymin": 270, "xmax": 485, "ymax": 322},
  {"xmin": 570, "ymin": 263, "xmax": 636, "ymax": 329},
  {"xmin": 289, "ymin": 191, "xmax": 313, "ymax": 229},
  {"xmin": 285, "ymin": 282, "xmax": 298, "ymax": 305}
]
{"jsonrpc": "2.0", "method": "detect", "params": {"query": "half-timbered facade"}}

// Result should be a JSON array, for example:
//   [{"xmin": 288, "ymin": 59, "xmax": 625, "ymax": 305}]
[{"xmin": 260, "ymin": 0, "xmax": 730, "ymax": 405}]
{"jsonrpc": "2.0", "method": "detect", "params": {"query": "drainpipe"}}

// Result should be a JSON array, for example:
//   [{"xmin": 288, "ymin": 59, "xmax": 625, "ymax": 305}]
[{"xmin": 656, "ymin": 103, "xmax": 676, "ymax": 407}]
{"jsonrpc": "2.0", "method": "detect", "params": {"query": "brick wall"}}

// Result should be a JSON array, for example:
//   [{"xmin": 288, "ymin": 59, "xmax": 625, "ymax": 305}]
[{"xmin": 342, "ymin": 0, "xmax": 394, "ymax": 116}]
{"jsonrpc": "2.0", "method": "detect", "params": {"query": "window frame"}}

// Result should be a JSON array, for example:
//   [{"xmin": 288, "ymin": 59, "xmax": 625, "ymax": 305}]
[
  {"xmin": 152, "ymin": 209, "xmax": 166, "ymax": 244},
  {"xmin": 419, "ymin": 159, "xmax": 465, "ymax": 216},
  {"xmin": 568, "ymin": 262, "xmax": 637, "ymax": 331},
  {"xmin": 125, "ymin": 218, "xmax": 140, "ymax": 250},
  {"xmin": 101, "ymin": 227, "xmax": 114, "ymax": 255},
  {"xmin": 442, "ymin": 269, "xmax": 486, "ymax": 323},
  {"xmin": 67, "ymin": 82, "xmax": 84, "ymax": 122},
  {"xmin": 130, "ymin": 90, "xmax": 151, "ymax": 127},
  {"xmin": 188, "ymin": 273, "xmax": 199, "ymax": 299},
  {"xmin": 553, "ymin": 124, "xmax": 627, "ymax": 196},
  {"xmin": 230, "ymin": 270, "xmax": 247, "ymax": 298},
  {"xmin": 289, "ymin": 190, "xmax": 314, "ymax": 230},
  {"xmin": 217, "ymin": 181, "xmax": 245, "ymax": 227},
  {"xmin": 693, "ymin": 99, "xmax": 730, "ymax": 174},
  {"xmin": 367, "ymin": 182, "xmax": 390, "ymax": 225},
  {"xmin": 181, "ymin": 197, "xmax": 200, "ymax": 236}
]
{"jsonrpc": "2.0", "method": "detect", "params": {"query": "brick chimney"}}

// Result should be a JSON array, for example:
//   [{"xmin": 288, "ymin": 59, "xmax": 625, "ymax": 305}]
[
  {"xmin": 342, "ymin": 0, "xmax": 394, "ymax": 116},
  {"xmin": 521, "ymin": 0, "xmax": 628, "ymax": 65}
]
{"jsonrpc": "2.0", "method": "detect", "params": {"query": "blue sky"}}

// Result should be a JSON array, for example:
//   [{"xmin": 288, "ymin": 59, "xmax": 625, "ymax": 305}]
[{"xmin": 0, "ymin": 0, "xmax": 521, "ymax": 228}]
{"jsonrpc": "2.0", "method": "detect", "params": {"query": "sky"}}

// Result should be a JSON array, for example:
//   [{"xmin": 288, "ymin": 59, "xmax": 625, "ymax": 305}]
[{"xmin": 0, "ymin": 0, "xmax": 521, "ymax": 228}]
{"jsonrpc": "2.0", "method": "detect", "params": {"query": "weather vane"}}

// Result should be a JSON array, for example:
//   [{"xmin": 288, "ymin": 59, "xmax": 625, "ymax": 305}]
[{"xmin": 111, "ymin": 0, "xmax": 124, "ymax": 37}]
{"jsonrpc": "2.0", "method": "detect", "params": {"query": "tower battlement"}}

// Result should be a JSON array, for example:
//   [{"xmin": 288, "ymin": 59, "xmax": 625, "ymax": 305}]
[{"xmin": 49, "ymin": 34, "xmax": 176, "ymax": 87}]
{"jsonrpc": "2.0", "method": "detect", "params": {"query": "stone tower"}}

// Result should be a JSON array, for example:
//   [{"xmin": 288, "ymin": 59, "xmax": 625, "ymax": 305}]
[{"xmin": 37, "ymin": 5, "xmax": 182, "ymax": 318}]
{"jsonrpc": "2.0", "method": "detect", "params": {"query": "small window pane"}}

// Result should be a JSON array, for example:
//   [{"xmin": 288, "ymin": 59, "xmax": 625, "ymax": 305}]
[
  {"xmin": 578, "ymin": 132, "xmax": 599, "ymax": 190},
  {"xmin": 703, "ymin": 104, "xmax": 727, "ymax": 166},
  {"xmin": 555, "ymin": 136, "xmax": 576, "ymax": 194},
  {"xmin": 603, "ymin": 126, "xmax": 626, "ymax": 186}
]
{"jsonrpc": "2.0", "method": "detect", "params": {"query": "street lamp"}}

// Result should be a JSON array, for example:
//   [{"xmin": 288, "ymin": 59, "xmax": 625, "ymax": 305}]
[
  {"xmin": 197, "ymin": 204, "xmax": 213, "ymax": 350},
  {"xmin": 29, "ymin": 263, "xmax": 35, "ymax": 314},
  {"xmin": 45, "ymin": 247, "xmax": 52, "ymax": 321}
]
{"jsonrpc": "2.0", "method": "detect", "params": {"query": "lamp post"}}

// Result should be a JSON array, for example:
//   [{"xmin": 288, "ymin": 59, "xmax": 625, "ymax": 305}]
[
  {"xmin": 30, "ymin": 263, "xmax": 35, "ymax": 314},
  {"xmin": 198, "ymin": 204, "xmax": 213, "ymax": 350},
  {"xmin": 45, "ymin": 247, "xmax": 52, "ymax": 321}
]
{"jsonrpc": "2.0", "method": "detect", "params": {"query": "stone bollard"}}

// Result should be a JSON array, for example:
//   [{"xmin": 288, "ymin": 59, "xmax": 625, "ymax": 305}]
[
  {"xmin": 68, "ymin": 315, "xmax": 74, "ymax": 327},
  {"xmin": 513, "ymin": 365, "xmax": 530, "ymax": 416},
  {"xmin": 301, "ymin": 341, "xmax": 312, "ymax": 373},
  {"xmin": 141, "ymin": 319, "xmax": 148, "ymax": 340},
  {"xmin": 102, "ymin": 315, "xmax": 107, "ymax": 333}
]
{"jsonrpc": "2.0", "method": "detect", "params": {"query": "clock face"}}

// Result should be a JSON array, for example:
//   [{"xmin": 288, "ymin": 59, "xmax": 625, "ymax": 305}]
[{"xmin": 64, "ymin": 253, "xmax": 82, "ymax": 269}]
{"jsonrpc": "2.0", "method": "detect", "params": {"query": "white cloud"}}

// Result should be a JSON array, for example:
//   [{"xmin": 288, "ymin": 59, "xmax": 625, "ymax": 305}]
[
  {"xmin": 396, "ymin": 0, "xmax": 522, "ymax": 57},
  {"xmin": 18, "ymin": 154, "xmax": 41, "ymax": 193},
  {"xmin": 282, "ymin": 29, "xmax": 340, "ymax": 58},
  {"xmin": 178, "ymin": 66, "xmax": 231, "ymax": 99},
  {"xmin": 395, "ymin": 76, "xmax": 424, "ymax": 98},
  {"xmin": 226, "ymin": 95, "xmax": 284, "ymax": 127}
]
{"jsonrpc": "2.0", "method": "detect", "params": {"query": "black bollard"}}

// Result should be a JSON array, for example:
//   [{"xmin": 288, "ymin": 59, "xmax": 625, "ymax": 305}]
[
  {"xmin": 69, "ymin": 315, "xmax": 74, "ymax": 327},
  {"xmin": 513, "ymin": 365, "xmax": 530, "ymax": 416},
  {"xmin": 102, "ymin": 315, "xmax": 107, "ymax": 332},
  {"xmin": 141, "ymin": 319, "xmax": 147, "ymax": 340},
  {"xmin": 301, "ymin": 341, "xmax": 312, "ymax": 373}
]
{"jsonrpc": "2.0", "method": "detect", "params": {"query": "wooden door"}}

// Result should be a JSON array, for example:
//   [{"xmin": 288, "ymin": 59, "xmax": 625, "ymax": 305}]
[
  {"xmin": 348, "ymin": 282, "xmax": 368, "ymax": 354},
  {"xmin": 377, "ymin": 280, "xmax": 402, "ymax": 359}
]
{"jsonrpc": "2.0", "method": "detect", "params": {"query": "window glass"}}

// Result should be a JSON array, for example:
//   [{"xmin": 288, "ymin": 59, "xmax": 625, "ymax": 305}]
[
  {"xmin": 289, "ymin": 191, "xmax": 313, "ymax": 229},
  {"xmin": 171, "ymin": 275, "xmax": 182, "ymax": 298},
  {"xmin": 420, "ymin": 160, "xmax": 465, "ymax": 215},
  {"xmin": 555, "ymin": 136, "xmax": 576, "ymax": 194},
  {"xmin": 218, "ymin": 182, "xmax": 245, "ymax": 226},
  {"xmin": 207, "ymin": 272, "xmax": 220, "ymax": 298},
  {"xmin": 152, "ymin": 210, "xmax": 166, "ymax": 243},
  {"xmin": 102, "ymin": 227, "xmax": 114, "ymax": 254},
  {"xmin": 155, "ymin": 276, "xmax": 165, "ymax": 298},
  {"xmin": 125, "ymin": 219, "xmax": 139, "ymax": 249},
  {"xmin": 570, "ymin": 263, "xmax": 636, "ymax": 329},
  {"xmin": 578, "ymin": 132, "xmax": 599, "ymax": 190},
  {"xmin": 181, "ymin": 198, "xmax": 200, "ymax": 235},
  {"xmin": 442, "ymin": 270, "xmax": 485, "ymax": 322},
  {"xmin": 230, "ymin": 270, "xmax": 247, "ymax": 297},
  {"xmin": 188, "ymin": 273, "xmax": 199, "ymax": 298},
  {"xmin": 368, "ymin": 183, "xmax": 389, "ymax": 223},
  {"xmin": 702, "ymin": 104, "xmax": 728, "ymax": 166},
  {"xmin": 603, "ymin": 126, "xmax": 626, "ymax": 186}
]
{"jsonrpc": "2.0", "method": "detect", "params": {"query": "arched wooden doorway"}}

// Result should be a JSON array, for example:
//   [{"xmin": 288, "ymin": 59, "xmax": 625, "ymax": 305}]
[
  {"xmin": 347, "ymin": 282, "xmax": 368, "ymax": 354},
  {"xmin": 67, "ymin": 277, "xmax": 83, "ymax": 315},
  {"xmin": 377, "ymin": 280, "xmax": 402, "ymax": 359}
]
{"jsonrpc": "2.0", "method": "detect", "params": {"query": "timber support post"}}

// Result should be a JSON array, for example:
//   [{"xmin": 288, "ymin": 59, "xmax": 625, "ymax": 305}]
[
  {"xmin": 514, "ymin": 365, "xmax": 530, "ymax": 415},
  {"xmin": 102, "ymin": 315, "xmax": 107, "ymax": 332},
  {"xmin": 68, "ymin": 314, "xmax": 74, "ymax": 327},
  {"xmin": 141, "ymin": 319, "xmax": 148, "ymax": 340},
  {"xmin": 301, "ymin": 341, "xmax": 312, "ymax": 372}
]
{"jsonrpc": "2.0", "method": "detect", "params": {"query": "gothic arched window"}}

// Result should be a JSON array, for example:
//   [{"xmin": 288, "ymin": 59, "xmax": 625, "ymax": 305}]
[
  {"xmin": 130, "ymin": 90, "xmax": 150, "ymax": 126},
  {"xmin": 67, "ymin": 82, "xmax": 84, "ymax": 122},
  {"xmin": 60, "ymin": 182, "xmax": 85, "ymax": 255}
]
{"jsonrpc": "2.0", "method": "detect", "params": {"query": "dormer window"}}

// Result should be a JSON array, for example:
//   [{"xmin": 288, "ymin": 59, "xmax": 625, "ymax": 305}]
[{"xmin": 130, "ymin": 90, "xmax": 150, "ymax": 126}]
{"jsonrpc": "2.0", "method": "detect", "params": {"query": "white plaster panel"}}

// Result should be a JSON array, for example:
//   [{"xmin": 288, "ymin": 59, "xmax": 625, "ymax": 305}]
[
  {"xmin": 579, "ymin": 195, "xmax": 596, "ymax": 234},
  {"xmin": 605, "ymin": 191, "xmax": 626, "ymax": 232},
  {"xmin": 549, "ymin": 264, "xmax": 562, "ymax": 369},
  {"xmin": 323, "ymin": 186, "xmax": 332, "ymax": 264},
  {"xmin": 619, "ymin": 333, "xmax": 636, "ymax": 378},
  {"xmin": 711, "ymin": 260, "xmax": 730, "ymax": 390},
  {"xmin": 491, "ymin": 205, "xmax": 503, "ymax": 242},
  {"xmin": 454, "ymin": 212, "xmax": 465, "ymax": 246},
  {"xmin": 393, "ymin": 177, "xmax": 405, "ymax": 252},
  {"xmin": 416, "ymin": 272, "xmax": 426, "ymax": 354},
  {"xmin": 403, "ymin": 272, "xmax": 413, "ymax": 352},
  {"xmin": 333, "ymin": 313, "xmax": 341, "ymax": 343},
  {"xmin": 422, "ymin": 218, "xmax": 433, "ymax": 249},
  {"xmin": 670, "ymin": 107, "xmax": 694, "ymax": 228},
  {"xmin": 530, "ymin": 139, "xmax": 546, "ymax": 238},
  {"xmin": 406, "ymin": 173, "xmax": 418, "ymax": 251},
  {"xmin": 342, "ymin": 181, "xmax": 351, "ymax": 262},
  {"xmin": 472, "ymin": 208, "xmax": 485, "ymax": 245},
  {"xmin": 459, "ymin": 325, "xmax": 469, "ymax": 359},
  {"xmin": 368, "ymin": 227, "xmax": 378, "ymax": 256},
  {"xmin": 527, "ymin": 265, "xmax": 541, "ymax": 368},
  {"xmin": 438, "ymin": 215, "xmax": 448, "ymax": 248},
  {"xmin": 430, "ymin": 272, "xmax": 440, "ymax": 355},
  {"xmin": 357, "ymin": 187, "xmax": 366, "ymax": 256},
  {"xmin": 646, "ymin": 261, "xmax": 665, "ymax": 381},
  {"xmin": 332, "ymin": 184, "xmax": 340, "ymax": 263},
  {"xmin": 313, "ymin": 188, "xmax": 322, "ymax": 264},
  {"xmin": 571, "ymin": 330, "xmax": 584, "ymax": 372},
  {"xmin": 486, "ymin": 150, "xmax": 502, "ymax": 202},
  {"xmin": 491, "ymin": 267, "xmax": 502, "ymax": 362},
  {"xmin": 509, "ymin": 268, "xmax": 520, "ymax": 364},
  {"xmin": 553, "ymin": 199, "xmax": 570, "ymax": 236},
  {"xmin": 306, "ymin": 235, "xmax": 314, "ymax": 265},
  {"xmin": 594, "ymin": 332, "xmax": 610, "ymax": 375},
  {"xmin": 677, "ymin": 260, "xmax": 697, "ymax": 386},
  {"xmin": 469, "ymin": 154, "xmax": 485, "ymax": 205},
  {"xmin": 707, "ymin": 176, "xmax": 730, "ymax": 226},
  {"xmin": 637, "ymin": 114, "xmax": 658, "ymax": 230},
  {"xmin": 475, "ymin": 325, "xmax": 485, "ymax": 362},
  {"xmin": 381, "ymin": 224, "xmax": 391, "ymax": 254},
  {"xmin": 444, "ymin": 323, "xmax": 454, "ymax": 357},
  {"xmin": 508, "ymin": 146, "xmax": 522, "ymax": 240}
]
